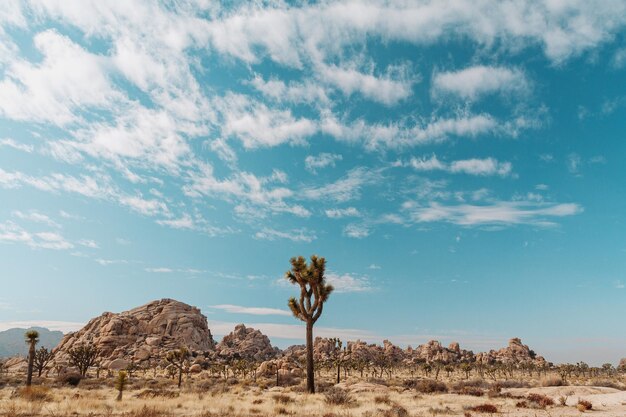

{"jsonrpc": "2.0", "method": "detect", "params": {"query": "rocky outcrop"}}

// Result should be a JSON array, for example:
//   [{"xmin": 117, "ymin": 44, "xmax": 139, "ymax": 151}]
[
  {"xmin": 53, "ymin": 299, "xmax": 215, "ymax": 368},
  {"xmin": 618, "ymin": 358, "xmax": 626, "ymax": 370},
  {"xmin": 407, "ymin": 340, "xmax": 474, "ymax": 364},
  {"xmin": 216, "ymin": 324, "xmax": 279, "ymax": 361},
  {"xmin": 475, "ymin": 338, "xmax": 546, "ymax": 366}
]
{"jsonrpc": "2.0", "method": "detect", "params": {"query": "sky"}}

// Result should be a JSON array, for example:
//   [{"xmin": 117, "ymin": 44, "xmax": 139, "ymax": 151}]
[{"xmin": 0, "ymin": 1, "xmax": 625, "ymax": 366}]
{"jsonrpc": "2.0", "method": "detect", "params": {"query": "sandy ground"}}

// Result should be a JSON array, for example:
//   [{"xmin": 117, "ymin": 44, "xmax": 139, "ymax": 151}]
[{"xmin": 1, "ymin": 376, "xmax": 626, "ymax": 416}]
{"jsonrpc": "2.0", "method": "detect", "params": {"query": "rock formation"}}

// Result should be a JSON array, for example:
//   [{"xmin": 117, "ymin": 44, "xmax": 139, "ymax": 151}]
[
  {"xmin": 407, "ymin": 340, "xmax": 474, "ymax": 363},
  {"xmin": 475, "ymin": 338, "xmax": 546, "ymax": 366},
  {"xmin": 53, "ymin": 299, "xmax": 215, "ymax": 368},
  {"xmin": 216, "ymin": 324, "xmax": 279, "ymax": 361}
]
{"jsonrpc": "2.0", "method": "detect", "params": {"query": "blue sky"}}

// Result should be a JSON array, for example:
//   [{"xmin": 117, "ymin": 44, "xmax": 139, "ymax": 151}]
[{"xmin": 0, "ymin": 1, "xmax": 625, "ymax": 365}]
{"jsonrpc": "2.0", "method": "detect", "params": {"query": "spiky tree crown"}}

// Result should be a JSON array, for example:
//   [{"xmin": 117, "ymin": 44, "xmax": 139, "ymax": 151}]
[
  {"xmin": 25, "ymin": 330, "xmax": 39, "ymax": 344},
  {"xmin": 285, "ymin": 255, "xmax": 334, "ymax": 324}
]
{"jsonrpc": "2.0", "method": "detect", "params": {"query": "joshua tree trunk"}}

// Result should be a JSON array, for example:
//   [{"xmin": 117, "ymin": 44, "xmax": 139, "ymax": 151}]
[
  {"xmin": 26, "ymin": 342, "xmax": 36, "ymax": 386},
  {"xmin": 306, "ymin": 320, "xmax": 314, "ymax": 393},
  {"xmin": 177, "ymin": 368, "xmax": 183, "ymax": 388}
]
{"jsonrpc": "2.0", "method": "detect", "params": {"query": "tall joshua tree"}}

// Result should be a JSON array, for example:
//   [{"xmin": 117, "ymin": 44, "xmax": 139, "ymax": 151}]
[
  {"xmin": 25, "ymin": 330, "xmax": 39, "ymax": 386},
  {"xmin": 285, "ymin": 255, "xmax": 334, "ymax": 394}
]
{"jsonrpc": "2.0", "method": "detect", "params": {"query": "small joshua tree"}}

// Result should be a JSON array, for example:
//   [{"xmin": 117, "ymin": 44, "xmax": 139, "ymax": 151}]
[
  {"xmin": 285, "ymin": 255, "xmax": 334, "ymax": 394},
  {"xmin": 34, "ymin": 346, "xmax": 54, "ymax": 377},
  {"xmin": 25, "ymin": 330, "xmax": 39, "ymax": 386},
  {"xmin": 165, "ymin": 347, "xmax": 190, "ymax": 388},
  {"xmin": 67, "ymin": 345, "xmax": 99, "ymax": 377},
  {"xmin": 115, "ymin": 371, "xmax": 128, "ymax": 401}
]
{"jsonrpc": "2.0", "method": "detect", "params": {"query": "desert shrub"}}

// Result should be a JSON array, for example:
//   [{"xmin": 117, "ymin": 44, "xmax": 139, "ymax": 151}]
[
  {"xmin": 427, "ymin": 406, "xmax": 454, "ymax": 415},
  {"xmin": 470, "ymin": 403, "xmax": 498, "ymax": 413},
  {"xmin": 274, "ymin": 407, "xmax": 289, "ymax": 415},
  {"xmin": 367, "ymin": 377, "xmax": 389, "ymax": 386},
  {"xmin": 515, "ymin": 401, "xmax": 528, "ymax": 408},
  {"xmin": 588, "ymin": 379, "xmax": 625, "ymax": 390},
  {"xmin": 135, "ymin": 388, "xmax": 180, "ymax": 399},
  {"xmin": 495, "ymin": 380, "xmax": 530, "ymax": 389},
  {"xmin": 323, "ymin": 387, "xmax": 356, "ymax": 406},
  {"xmin": 452, "ymin": 379, "xmax": 490, "ymax": 390},
  {"xmin": 558, "ymin": 395, "xmax": 568, "ymax": 406},
  {"xmin": 458, "ymin": 386, "xmax": 484, "ymax": 397},
  {"xmin": 374, "ymin": 394, "xmax": 391, "ymax": 404},
  {"xmin": 527, "ymin": 393, "xmax": 555, "ymax": 408},
  {"xmin": 405, "ymin": 379, "xmax": 448, "ymax": 394},
  {"xmin": 58, "ymin": 373, "xmax": 82, "ymax": 387},
  {"xmin": 577, "ymin": 399, "xmax": 592, "ymax": 411},
  {"xmin": 383, "ymin": 405, "xmax": 409, "ymax": 417},
  {"xmin": 122, "ymin": 406, "xmax": 170, "ymax": 417},
  {"xmin": 540, "ymin": 375, "xmax": 565, "ymax": 387},
  {"xmin": 272, "ymin": 394, "xmax": 293, "ymax": 404},
  {"xmin": 11, "ymin": 386, "xmax": 51, "ymax": 402},
  {"xmin": 252, "ymin": 399, "xmax": 263, "ymax": 405}
]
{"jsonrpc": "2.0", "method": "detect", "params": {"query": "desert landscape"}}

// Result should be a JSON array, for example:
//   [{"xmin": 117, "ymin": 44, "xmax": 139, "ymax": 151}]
[
  {"xmin": 1, "ymin": 1, "xmax": 626, "ymax": 417},
  {"xmin": 1, "ymin": 298, "xmax": 625, "ymax": 417}
]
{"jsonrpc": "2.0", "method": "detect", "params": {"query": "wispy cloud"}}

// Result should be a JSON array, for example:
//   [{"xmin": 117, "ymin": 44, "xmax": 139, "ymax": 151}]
[
  {"xmin": 402, "ymin": 201, "xmax": 583, "ymax": 227},
  {"xmin": 210, "ymin": 304, "xmax": 291, "ymax": 316},
  {"xmin": 0, "ymin": 138, "xmax": 34, "ymax": 153},
  {"xmin": 254, "ymin": 227, "xmax": 317, "ymax": 243},
  {"xmin": 305, "ymin": 153, "xmax": 342, "ymax": 173},
  {"xmin": 406, "ymin": 155, "xmax": 513, "ymax": 177},
  {"xmin": 432, "ymin": 66, "xmax": 529, "ymax": 100}
]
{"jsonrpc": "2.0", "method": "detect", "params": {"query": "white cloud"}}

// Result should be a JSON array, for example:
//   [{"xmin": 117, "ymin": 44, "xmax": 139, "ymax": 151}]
[
  {"xmin": 12, "ymin": 210, "xmax": 60, "ymax": 228},
  {"xmin": 0, "ymin": 29, "xmax": 122, "ymax": 126},
  {"xmin": 325, "ymin": 207, "xmax": 361, "ymax": 218},
  {"xmin": 210, "ymin": 304, "xmax": 291, "ymax": 316},
  {"xmin": 77, "ymin": 239, "xmax": 98, "ymax": 249},
  {"xmin": 209, "ymin": 320, "xmax": 376, "ymax": 341},
  {"xmin": 0, "ymin": 221, "xmax": 73, "ymax": 250},
  {"xmin": 305, "ymin": 153, "xmax": 343, "ymax": 173},
  {"xmin": 0, "ymin": 320, "xmax": 84, "ymax": 333},
  {"xmin": 218, "ymin": 94, "xmax": 317, "ymax": 148},
  {"xmin": 145, "ymin": 267, "xmax": 174, "ymax": 273},
  {"xmin": 0, "ymin": 138, "xmax": 34, "ymax": 152},
  {"xmin": 250, "ymin": 75, "xmax": 330, "ymax": 105},
  {"xmin": 326, "ymin": 271, "xmax": 373, "ymax": 293},
  {"xmin": 403, "ymin": 201, "xmax": 583, "ymax": 227},
  {"xmin": 343, "ymin": 223, "xmax": 370, "ymax": 239},
  {"xmin": 156, "ymin": 213, "xmax": 194, "ymax": 230},
  {"xmin": 432, "ymin": 66, "xmax": 528, "ymax": 100},
  {"xmin": 368, "ymin": 264, "xmax": 381, "ymax": 270},
  {"xmin": 95, "ymin": 258, "xmax": 128, "ymax": 266},
  {"xmin": 254, "ymin": 227, "xmax": 316, "ymax": 243},
  {"xmin": 407, "ymin": 155, "xmax": 512, "ymax": 177},
  {"xmin": 318, "ymin": 63, "xmax": 414, "ymax": 105},
  {"xmin": 303, "ymin": 167, "xmax": 381, "ymax": 203}
]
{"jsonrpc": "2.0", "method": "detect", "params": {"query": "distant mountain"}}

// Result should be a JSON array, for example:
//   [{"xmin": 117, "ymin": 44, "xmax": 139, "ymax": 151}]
[{"xmin": 0, "ymin": 327, "xmax": 64, "ymax": 358}]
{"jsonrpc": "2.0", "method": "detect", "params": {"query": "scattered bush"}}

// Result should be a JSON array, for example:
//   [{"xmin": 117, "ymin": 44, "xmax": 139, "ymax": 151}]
[
  {"xmin": 383, "ymin": 405, "xmax": 409, "ymax": 417},
  {"xmin": 515, "ymin": 401, "xmax": 528, "ymax": 408},
  {"xmin": 577, "ymin": 399, "xmax": 592, "ymax": 411},
  {"xmin": 527, "ymin": 393, "xmax": 554, "ymax": 408},
  {"xmin": 374, "ymin": 394, "xmax": 391, "ymax": 404},
  {"xmin": 323, "ymin": 387, "xmax": 356, "ymax": 406},
  {"xmin": 452, "ymin": 379, "xmax": 490, "ymax": 390},
  {"xmin": 11, "ymin": 386, "xmax": 51, "ymax": 402},
  {"xmin": 457, "ymin": 386, "xmax": 484, "ymax": 397},
  {"xmin": 405, "ymin": 379, "xmax": 448, "ymax": 394},
  {"xmin": 274, "ymin": 407, "xmax": 289, "ymax": 415},
  {"xmin": 540, "ymin": 375, "xmax": 565, "ymax": 387},
  {"xmin": 558, "ymin": 395, "xmax": 568, "ymax": 406},
  {"xmin": 427, "ymin": 406, "xmax": 454, "ymax": 415},
  {"xmin": 470, "ymin": 403, "xmax": 498, "ymax": 413},
  {"xmin": 58, "ymin": 373, "xmax": 82, "ymax": 387},
  {"xmin": 589, "ymin": 379, "xmax": 625, "ymax": 390},
  {"xmin": 494, "ymin": 380, "xmax": 530, "ymax": 389},
  {"xmin": 252, "ymin": 399, "xmax": 263, "ymax": 405},
  {"xmin": 135, "ymin": 388, "xmax": 180, "ymax": 399},
  {"xmin": 272, "ymin": 394, "xmax": 293, "ymax": 404},
  {"xmin": 122, "ymin": 406, "xmax": 170, "ymax": 417}
]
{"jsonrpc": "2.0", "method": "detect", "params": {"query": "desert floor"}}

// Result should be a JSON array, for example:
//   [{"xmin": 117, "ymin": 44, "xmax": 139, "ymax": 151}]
[{"xmin": 1, "ymin": 375, "xmax": 626, "ymax": 417}]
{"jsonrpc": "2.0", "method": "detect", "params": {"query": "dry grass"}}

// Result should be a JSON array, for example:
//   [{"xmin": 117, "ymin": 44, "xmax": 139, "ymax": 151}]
[{"xmin": 1, "ymin": 371, "xmax": 625, "ymax": 417}]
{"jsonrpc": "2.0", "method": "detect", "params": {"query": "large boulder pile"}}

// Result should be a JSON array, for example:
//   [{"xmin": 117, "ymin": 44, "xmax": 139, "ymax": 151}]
[
  {"xmin": 216, "ymin": 324, "xmax": 279, "ymax": 361},
  {"xmin": 407, "ymin": 340, "xmax": 474, "ymax": 363},
  {"xmin": 475, "ymin": 338, "xmax": 546, "ymax": 366},
  {"xmin": 53, "ymin": 298, "xmax": 215, "ymax": 369}
]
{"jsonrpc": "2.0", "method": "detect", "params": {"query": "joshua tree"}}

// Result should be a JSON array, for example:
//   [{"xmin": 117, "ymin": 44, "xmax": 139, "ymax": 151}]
[
  {"xmin": 115, "ymin": 371, "xmax": 128, "ymax": 401},
  {"xmin": 67, "ymin": 345, "xmax": 99, "ymax": 377},
  {"xmin": 34, "ymin": 346, "xmax": 54, "ymax": 377},
  {"xmin": 165, "ymin": 347, "xmax": 190, "ymax": 388},
  {"xmin": 285, "ymin": 255, "xmax": 334, "ymax": 394},
  {"xmin": 329, "ymin": 338, "xmax": 345, "ymax": 384},
  {"xmin": 25, "ymin": 330, "xmax": 39, "ymax": 386}
]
